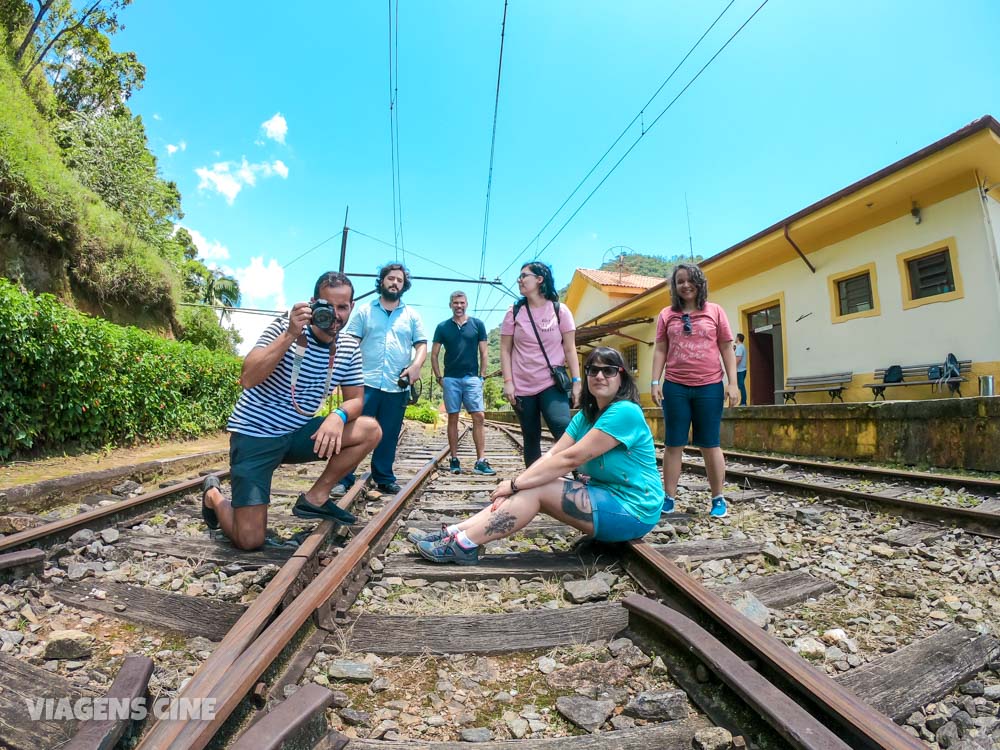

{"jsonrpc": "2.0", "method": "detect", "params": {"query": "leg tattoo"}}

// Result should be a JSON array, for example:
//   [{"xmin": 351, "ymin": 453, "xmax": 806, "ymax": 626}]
[
  {"xmin": 484, "ymin": 509, "xmax": 517, "ymax": 537},
  {"xmin": 560, "ymin": 480, "xmax": 593, "ymax": 522}
]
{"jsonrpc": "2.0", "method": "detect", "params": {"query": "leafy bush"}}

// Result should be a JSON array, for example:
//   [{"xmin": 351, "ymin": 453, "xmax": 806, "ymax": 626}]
[
  {"xmin": 404, "ymin": 399, "xmax": 439, "ymax": 425},
  {"xmin": 0, "ymin": 278, "xmax": 242, "ymax": 459}
]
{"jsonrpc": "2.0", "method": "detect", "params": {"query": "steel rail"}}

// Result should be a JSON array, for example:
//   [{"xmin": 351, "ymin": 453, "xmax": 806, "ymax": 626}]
[
  {"xmin": 0, "ymin": 469, "xmax": 230, "ymax": 553},
  {"xmin": 141, "ymin": 442, "xmax": 451, "ymax": 750},
  {"xmin": 622, "ymin": 594, "xmax": 850, "ymax": 750},
  {"xmin": 482, "ymin": 419, "xmax": 1000, "ymax": 535},
  {"xmin": 134, "ymin": 474, "xmax": 369, "ymax": 749},
  {"xmin": 681, "ymin": 459, "xmax": 1000, "ymax": 537},
  {"xmin": 625, "ymin": 542, "xmax": 926, "ymax": 750},
  {"xmin": 689, "ymin": 447, "xmax": 1000, "ymax": 493}
]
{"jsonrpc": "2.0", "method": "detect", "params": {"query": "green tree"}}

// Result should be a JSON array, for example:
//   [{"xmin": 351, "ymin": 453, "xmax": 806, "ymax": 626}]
[
  {"xmin": 56, "ymin": 109, "xmax": 180, "ymax": 250},
  {"xmin": 175, "ymin": 305, "xmax": 242, "ymax": 355}
]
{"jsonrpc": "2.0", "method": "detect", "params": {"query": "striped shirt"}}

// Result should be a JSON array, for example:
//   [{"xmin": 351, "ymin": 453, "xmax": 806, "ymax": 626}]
[{"xmin": 228, "ymin": 317, "xmax": 363, "ymax": 438}]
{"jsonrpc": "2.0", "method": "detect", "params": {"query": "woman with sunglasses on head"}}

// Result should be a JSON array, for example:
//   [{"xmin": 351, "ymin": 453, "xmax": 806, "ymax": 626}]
[
  {"xmin": 499, "ymin": 262, "xmax": 581, "ymax": 467},
  {"xmin": 651, "ymin": 263, "xmax": 739, "ymax": 519},
  {"xmin": 413, "ymin": 347, "xmax": 663, "ymax": 564}
]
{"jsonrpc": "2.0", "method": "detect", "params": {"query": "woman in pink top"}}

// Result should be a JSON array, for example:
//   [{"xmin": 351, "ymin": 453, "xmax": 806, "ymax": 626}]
[
  {"xmin": 650, "ymin": 263, "xmax": 739, "ymax": 518},
  {"xmin": 500, "ymin": 262, "xmax": 581, "ymax": 466}
]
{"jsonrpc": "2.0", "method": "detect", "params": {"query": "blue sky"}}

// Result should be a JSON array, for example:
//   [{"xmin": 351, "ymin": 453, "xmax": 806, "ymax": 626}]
[{"xmin": 118, "ymin": 0, "xmax": 1000, "ymax": 353}]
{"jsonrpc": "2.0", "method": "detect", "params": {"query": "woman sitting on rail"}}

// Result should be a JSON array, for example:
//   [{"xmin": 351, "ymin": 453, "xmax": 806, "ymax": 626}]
[{"xmin": 412, "ymin": 346, "xmax": 663, "ymax": 565}]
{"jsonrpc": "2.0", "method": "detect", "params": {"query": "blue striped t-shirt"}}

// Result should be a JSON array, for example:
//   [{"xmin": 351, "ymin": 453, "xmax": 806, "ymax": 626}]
[{"xmin": 227, "ymin": 317, "xmax": 364, "ymax": 438}]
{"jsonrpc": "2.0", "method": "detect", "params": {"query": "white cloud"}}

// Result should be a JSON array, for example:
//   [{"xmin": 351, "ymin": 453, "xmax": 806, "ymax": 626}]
[
  {"xmin": 179, "ymin": 140, "xmax": 187, "ymax": 151},
  {"xmin": 261, "ymin": 112, "xmax": 288, "ymax": 144},
  {"xmin": 153, "ymin": 113, "xmax": 162, "ymax": 121},
  {"xmin": 166, "ymin": 144, "xmax": 178, "ymax": 156},
  {"xmin": 179, "ymin": 225, "xmax": 230, "ymax": 262},
  {"xmin": 195, "ymin": 162, "xmax": 243, "ymax": 204},
  {"xmin": 236, "ymin": 256, "xmax": 286, "ymax": 310},
  {"xmin": 195, "ymin": 158, "xmax": 288, "ymax": 204}
]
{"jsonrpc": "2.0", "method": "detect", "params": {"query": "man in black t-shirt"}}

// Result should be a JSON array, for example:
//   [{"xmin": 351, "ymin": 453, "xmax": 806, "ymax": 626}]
[{"xmin": 431, "ymin": 291, "xmax": 495, "ymax": 475}]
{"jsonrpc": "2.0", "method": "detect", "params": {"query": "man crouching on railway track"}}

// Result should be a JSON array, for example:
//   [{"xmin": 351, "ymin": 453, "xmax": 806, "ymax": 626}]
[{"xmin": 201, "ymin": 271, "xmax": 382, "ymax": 551}]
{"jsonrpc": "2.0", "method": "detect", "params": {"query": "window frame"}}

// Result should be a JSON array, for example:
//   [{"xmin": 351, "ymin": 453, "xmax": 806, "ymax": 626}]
[
  {"xmin": 826, "ymin": 262, "xmax": 880, "ymax": 324},
  {"xmin": 621, "ymin": 343, "xmax": 638, "ymax": 374},
  {"xmin": 896, "ymin": 237, "xmax": 964, "ymax": 310}
]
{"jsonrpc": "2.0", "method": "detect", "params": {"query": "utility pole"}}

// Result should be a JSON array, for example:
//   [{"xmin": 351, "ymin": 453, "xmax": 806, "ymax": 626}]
[{"xmin": 338, "ymin": 206, "xmax": 350, "ymax": 273}]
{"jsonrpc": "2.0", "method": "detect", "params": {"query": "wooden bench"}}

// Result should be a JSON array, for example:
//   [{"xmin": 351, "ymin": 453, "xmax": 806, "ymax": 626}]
[
  {"xmin": 865, "ymin": 360, "xmax": 972, "ymax": 401},
  {"xmin": 775, "ymin": 372, "xmax": 853, "ymax": 404}
]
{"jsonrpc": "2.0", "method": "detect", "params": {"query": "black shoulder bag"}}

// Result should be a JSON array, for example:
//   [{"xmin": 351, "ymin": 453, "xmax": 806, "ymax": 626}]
[{"xmin": 522, "ymin": 303, "xmax": 573, "ymax": 395}]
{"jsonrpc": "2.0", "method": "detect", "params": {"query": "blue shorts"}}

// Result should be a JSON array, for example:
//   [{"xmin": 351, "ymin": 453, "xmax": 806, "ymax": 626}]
[
  {"xmin": 662, "ymin": 380, "xmax": 724, "ymax": 448},
  {"xmin": 588, "ymin": 484, "xmax": 657, "ymax": 543},
  {"xmin": 443, "ymin": 375, "xmax": 485, "ymax": 414}
]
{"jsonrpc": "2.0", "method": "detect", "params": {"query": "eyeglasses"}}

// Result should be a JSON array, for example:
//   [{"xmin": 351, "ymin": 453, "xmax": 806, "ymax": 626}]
[
  {"xmin": 585, "ymin": 365, "xmax": 624, "ymax": 378},
  {"xmin": 517, "ymin": 273, "xmax": 539, "ymax": 281},
  {"xmin": 682, "ymin": 313, "xmax": 692, "ymax": 335}
]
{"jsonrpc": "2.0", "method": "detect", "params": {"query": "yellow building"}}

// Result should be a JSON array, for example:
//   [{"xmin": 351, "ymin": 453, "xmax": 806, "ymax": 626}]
[{"xmin": 567, "ymin": 115, "xmax": 1000, "ymax": 405}]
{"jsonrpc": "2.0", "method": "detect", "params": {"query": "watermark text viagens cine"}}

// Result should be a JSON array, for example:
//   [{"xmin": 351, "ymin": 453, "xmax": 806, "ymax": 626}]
[{"xmin": 26, "ymin": 696, "xmax": 217, "ymax": 721}]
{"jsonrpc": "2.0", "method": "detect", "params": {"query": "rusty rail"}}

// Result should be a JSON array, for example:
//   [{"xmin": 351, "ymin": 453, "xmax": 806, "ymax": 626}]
[
  {"xmin": 137, "ymin": 441, "xmax": 451, "ymax": 749},
  {"xmin": 625, "ymin": 542, "xmax": 926, "ymax": 750},
  {"xmin": 0, "ymin": 470, "xmax": 230, "ymax": 553},
  {"xmin": 623, "ymin": 594, "xmax": 850, "ymax": 750}
]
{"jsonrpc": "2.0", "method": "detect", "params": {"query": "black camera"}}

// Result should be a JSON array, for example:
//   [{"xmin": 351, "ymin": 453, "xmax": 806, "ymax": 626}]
[
  {"xmin": 310, "ymin": 299, "xmax": 336, "ymax": 331},
  {"xmin": 397, "ymin": 370, "xmax": 411, "ymax": 389}
]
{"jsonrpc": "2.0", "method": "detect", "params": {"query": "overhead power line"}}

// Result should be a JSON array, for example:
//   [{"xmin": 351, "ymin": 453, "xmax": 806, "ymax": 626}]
[
  {"xmin": 474, "ymin": 0, "xmax": 510, "ymax": 315},
  {"xmin": 387, "ymin": 0, "xmax": 406, "ymax": 262},
  {"xmin": 481, "ymin": 0, "xmax": 772, "ymax": 324},
  {"xmin": 533, "ymin": 0, "xmax": 770, "ymax": 262},
  {"xmin": 475, "ymin": 0, "xmax": 743, "ymax": 318}
]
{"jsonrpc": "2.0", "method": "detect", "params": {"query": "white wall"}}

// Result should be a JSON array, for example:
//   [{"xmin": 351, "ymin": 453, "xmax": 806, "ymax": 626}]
[
  {"xmin": 710, "ymin": 188, "xmax": 1000, "ymax": 375},
  {"xmin": 574, "ymin": 283, "xmax": 616, "ymax": 325}
]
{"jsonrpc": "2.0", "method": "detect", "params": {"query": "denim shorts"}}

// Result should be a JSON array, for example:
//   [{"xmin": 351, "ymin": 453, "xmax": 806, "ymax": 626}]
[
  {"xmin": 229, "ymin": 417, "xmax": 326, "ymax": 508},
  {"xmin": 442, "ymin": 375, "xmax": 485, "ymax": 414},
  {"xmin": 589, "ymin": 484, "xmax": 657, "ymax": 543},
  {"xmin": 662, "ymin": 380, "xmax": 724, "ymax": 448}
]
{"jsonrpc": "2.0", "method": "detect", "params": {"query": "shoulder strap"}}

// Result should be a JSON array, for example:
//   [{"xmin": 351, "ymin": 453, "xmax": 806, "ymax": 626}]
[{"xmin": 522, "ymin": 303, "xmax": 558, "ymax": 374}]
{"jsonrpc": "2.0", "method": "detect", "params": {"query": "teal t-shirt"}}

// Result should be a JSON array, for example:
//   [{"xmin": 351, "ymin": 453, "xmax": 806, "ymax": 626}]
[{"xmin": 565, "ymin": 401, "xmax": 664, "ymax": 525}]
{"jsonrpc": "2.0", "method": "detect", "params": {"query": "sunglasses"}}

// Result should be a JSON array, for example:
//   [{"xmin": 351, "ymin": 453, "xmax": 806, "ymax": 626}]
[
  {"xmin": 517, "ymin": 272, "xmax": 540, "ymax": 281},
  {"xmin": 585, "ymin": 364, "xmax": 624, "ymax": 378},
  {"xmin": 682, "ymin": 313, "xmax": 692, "ymax": 335}
]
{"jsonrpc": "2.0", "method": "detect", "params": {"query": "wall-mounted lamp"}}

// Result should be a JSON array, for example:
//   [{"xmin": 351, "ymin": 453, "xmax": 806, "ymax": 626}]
[{"xmin": 911, "ymin": 201, "xmax": 922, "ymax": 225}]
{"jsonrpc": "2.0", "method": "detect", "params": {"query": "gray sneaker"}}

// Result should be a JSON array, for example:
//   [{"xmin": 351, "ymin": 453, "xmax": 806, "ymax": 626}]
[
  {"xmin": 329, "ymin": 482, "xmax": 348, "ymax": 499},
  {"xmin": 407, "ymin": 524, "xmax": 448, "ymax": 545},
  {"xmin": 417, "ymin": 535, "xmax": 480, "ymax": 565}
]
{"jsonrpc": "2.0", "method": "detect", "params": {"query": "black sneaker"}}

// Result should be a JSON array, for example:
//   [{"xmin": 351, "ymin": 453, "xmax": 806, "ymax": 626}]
[
  {"xmin": 449, "ymin": 457, "xmax": 461, "ymax": 474},
  {"xmin": 407, "ymin": 524, "xmax": 449, "ymax": 545},
  {"xmin": 376, "ymin": 482, "xmax": 402, "ymax": 495},
  {"xmin": 292, "ymin": 493, "xmax": 356, "ymax": 525},
  {"xmin": 201, "ymin": 475, "xmax": 221, "ymax": 530}
]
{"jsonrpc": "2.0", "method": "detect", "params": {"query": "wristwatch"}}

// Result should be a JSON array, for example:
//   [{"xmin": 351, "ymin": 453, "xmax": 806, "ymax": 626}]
[
  {"xmin": 510, "ymin": 477, "xmax": 520, "ymax": 493},
  {"xmin": 651, "ymin": 380, "xmax": 660, "ymax": 385}
]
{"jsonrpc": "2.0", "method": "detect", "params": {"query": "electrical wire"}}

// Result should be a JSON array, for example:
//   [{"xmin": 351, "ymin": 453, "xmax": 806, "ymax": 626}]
[
  {"xmin": 282, "ymin": 232, "xmax": 342, "ymax": 269},
  {"xmin": 476, "ymin": 0, "xmax": 746, "ymax": 316},
  {"xmin": 474, "ymin": 0, "xmax": 509, "ymax": 315},
  {"xmin": 532, "ymin": 0, "xmax": 769, "ymax": 262}
]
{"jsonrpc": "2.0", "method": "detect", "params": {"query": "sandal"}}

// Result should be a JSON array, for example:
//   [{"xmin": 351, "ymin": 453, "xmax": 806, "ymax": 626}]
[{"xmin": 201, "ymin": 475, "xmax": 221, "ymax": 530}]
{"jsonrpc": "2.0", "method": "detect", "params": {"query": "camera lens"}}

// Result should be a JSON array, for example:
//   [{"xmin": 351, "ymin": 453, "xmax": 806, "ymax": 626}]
[{"xmin": 311, "ymin": 301, "xmax": 335, "ymax": 330}]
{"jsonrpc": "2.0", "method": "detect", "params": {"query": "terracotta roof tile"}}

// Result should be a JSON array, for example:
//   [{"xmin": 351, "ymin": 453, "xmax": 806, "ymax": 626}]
[{"xmin": 577, "ymin": 268, "xmax": 663, "ymax": 289}]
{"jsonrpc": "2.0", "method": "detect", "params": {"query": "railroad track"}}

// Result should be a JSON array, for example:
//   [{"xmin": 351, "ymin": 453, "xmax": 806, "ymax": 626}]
[{"xmin": 0, "ymin": 423, "xmax": 997, "ymax": 749}]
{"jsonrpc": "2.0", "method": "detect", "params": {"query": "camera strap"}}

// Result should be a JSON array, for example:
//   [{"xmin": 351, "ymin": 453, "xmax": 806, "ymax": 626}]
[{"xmin": 289, "ymin": 332, "xmax": 337, "ymax": 417}]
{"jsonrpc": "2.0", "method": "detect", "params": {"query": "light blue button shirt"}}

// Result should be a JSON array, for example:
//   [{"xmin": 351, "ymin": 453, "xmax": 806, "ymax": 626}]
[{"xmin": 344, "ymin": 298, "xmax": 427, "ymax": 393}]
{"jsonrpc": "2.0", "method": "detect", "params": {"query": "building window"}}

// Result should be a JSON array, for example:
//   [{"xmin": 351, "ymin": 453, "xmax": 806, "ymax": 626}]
[
  {"xmin": 837, "ymin": 273, "xmax": 873, "ymax": 315},
  {"xmin": 622, "ymin": 344, "xmax": 638, "ymax": 373},
  {"xmin": 826, "ymin": 262, "xmax": 880, "ymax": 323},
  {"xmin": 906, "ymin": 249, "xmax": 955, "ymax": 300},
  {"xmin": 896, "ymin": 238, "xmax": 963, "ymax": 310}
]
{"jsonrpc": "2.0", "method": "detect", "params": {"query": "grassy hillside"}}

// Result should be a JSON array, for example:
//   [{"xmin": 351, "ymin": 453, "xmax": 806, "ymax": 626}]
[{"xmin": 0, "ymin": 45, "xmax": 176, "ymax": 328}]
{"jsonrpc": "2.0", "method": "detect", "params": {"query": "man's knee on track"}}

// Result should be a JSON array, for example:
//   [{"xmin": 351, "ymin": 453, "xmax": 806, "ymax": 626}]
[{"xmin": 356, "ymin": 416, "xmax": 382, "ymax": 447}]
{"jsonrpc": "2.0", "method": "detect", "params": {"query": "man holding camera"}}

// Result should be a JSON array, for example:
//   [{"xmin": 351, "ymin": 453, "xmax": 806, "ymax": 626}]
[
  {"xmin": 432, "ymin": 290, "xmax": 495, "ymax": 475},
  {"xmin": 202, "ymin": 271, "xmax": 382, "ymax": 551},
  {"xmin": 333, "ymin": 262, "xmax": 427, "ymax": 496}
]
